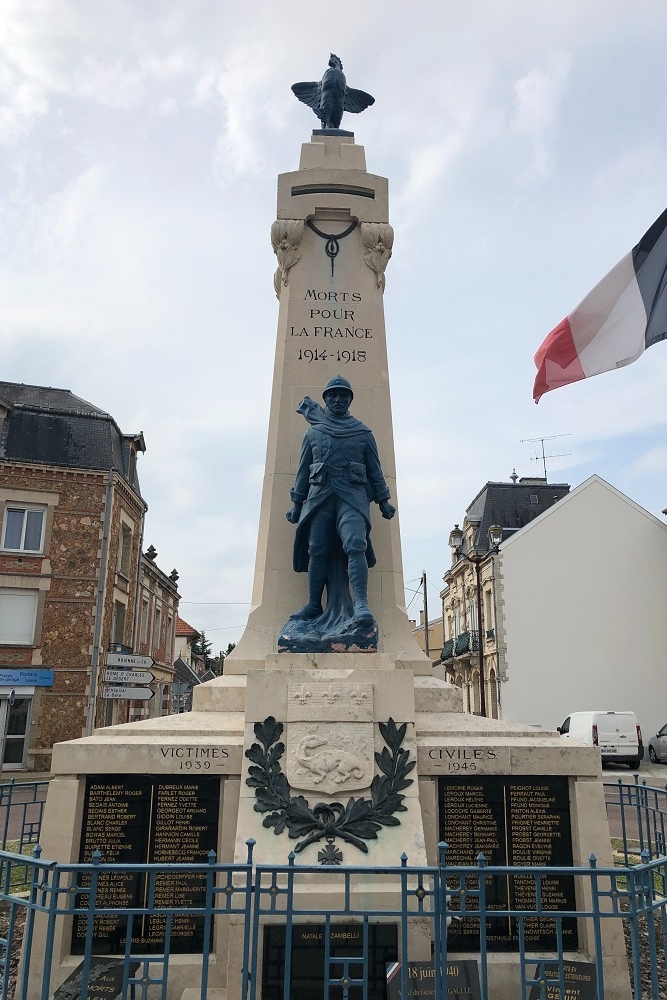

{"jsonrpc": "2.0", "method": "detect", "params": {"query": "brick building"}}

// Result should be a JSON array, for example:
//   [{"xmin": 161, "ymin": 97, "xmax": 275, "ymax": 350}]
[
  {"xmin": 127, "ymin": 548, "xmax": 181, "ymax": 724},
  {"xmin": 0, "ymin": 381, "xmax": 166, "ymax": 771}
]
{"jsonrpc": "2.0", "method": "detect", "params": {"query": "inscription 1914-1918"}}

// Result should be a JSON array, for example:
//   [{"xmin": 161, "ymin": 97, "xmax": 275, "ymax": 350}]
[
  {"xmin": 72, "ymin": 775, "xmax": 220, "ymax": 955},
  {"xmin": 438, "ymin": 776, "xmax": 577, "ymax": 953}
]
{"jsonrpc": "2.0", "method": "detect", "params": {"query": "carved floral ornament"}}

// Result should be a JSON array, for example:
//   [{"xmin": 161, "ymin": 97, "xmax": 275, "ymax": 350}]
[
  {"xmin": 271, "ymin": 219, "xmax": 305, "ymax": 296},
  {"xmin": 360, "ymin": 223, "xmax": 394, "ymax": 291},
  {"xmin": 271, "ymin": 218, "xmax": 394, "ymax": 295}
]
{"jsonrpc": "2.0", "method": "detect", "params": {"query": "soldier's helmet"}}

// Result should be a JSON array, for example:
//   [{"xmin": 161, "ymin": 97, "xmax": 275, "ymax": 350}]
[{"xmin": 322, "ymin": 375, "xmax": 354, "ymax": 400}]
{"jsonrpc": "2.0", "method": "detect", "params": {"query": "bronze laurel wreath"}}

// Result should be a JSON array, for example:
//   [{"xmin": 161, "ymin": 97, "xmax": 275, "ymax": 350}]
[{"xmin": 245, "ymin": 716, "xmax": 414, "ymax": 854}]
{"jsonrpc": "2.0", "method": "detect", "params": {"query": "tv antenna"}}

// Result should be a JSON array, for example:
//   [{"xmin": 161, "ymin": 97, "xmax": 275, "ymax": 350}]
[{"xmin": 520, "ymin": 434, "xmax": 571, "ymax": 480}]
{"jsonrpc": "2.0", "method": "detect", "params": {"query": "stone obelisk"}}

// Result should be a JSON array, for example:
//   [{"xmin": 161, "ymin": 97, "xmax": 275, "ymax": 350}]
[{"xmin": 219, "ymin": 130, "xmax": 428, "ymax": 674}]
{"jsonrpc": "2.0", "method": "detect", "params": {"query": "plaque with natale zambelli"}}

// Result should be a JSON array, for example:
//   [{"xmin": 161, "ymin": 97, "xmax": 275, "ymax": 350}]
[{"xmin": 72, "ymin": 775, "xmax": 219, "ymax": 955}]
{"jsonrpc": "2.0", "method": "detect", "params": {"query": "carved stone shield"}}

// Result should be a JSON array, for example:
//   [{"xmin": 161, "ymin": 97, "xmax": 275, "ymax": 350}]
[{"xmin": 286, "ymin": 722, "xmax": 375, "ymax": 795}]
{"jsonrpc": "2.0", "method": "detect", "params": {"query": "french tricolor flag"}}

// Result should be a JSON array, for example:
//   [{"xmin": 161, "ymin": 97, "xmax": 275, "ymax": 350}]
[{"xmin": 533, "ymin": 208, "xmax": 667, "ymax": 402}]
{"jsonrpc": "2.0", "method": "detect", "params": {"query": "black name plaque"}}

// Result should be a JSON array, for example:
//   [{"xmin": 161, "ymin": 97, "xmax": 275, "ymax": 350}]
[
  {"xmin": 438, "ymin": 776, "xmax": 577, "ymax": 952},
  {"xmin": 72, "ymin": 775, "xmax": 220, "ymax": 955}
]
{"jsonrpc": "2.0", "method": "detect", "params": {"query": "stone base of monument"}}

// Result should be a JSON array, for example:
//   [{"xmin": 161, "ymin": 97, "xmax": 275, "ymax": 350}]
[{"xmin": 30, "ymin": 660, "xmax": 630, "ymax": 1000}]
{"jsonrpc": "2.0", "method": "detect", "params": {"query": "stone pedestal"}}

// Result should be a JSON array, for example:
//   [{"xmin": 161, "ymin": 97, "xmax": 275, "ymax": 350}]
[{"xmin": 38, "ymin": 668, "xmax": 630, "ymax": 1000}]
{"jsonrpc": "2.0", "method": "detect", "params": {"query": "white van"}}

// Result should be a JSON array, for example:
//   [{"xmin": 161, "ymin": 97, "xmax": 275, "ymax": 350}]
[{"xmin": 557, "ymin": 711, "xmax": 643, "ymax": 769}]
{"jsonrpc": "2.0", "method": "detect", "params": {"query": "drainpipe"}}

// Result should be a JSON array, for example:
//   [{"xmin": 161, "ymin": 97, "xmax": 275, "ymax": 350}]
[{"xmin": 87, "ymin": 469, "xmax": 114, "ymax": 737}]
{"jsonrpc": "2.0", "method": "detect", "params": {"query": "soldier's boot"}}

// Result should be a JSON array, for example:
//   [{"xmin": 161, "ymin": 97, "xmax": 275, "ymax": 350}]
[
  {"xmin": 294, "ymin": 560, "xmax": 327, "ymax": 619},
  {"xmin": 347, "ymin": 552, "xmax": 374, "ymax": 626}
]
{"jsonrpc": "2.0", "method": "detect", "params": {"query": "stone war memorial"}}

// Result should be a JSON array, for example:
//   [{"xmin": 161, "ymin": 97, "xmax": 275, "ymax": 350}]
[{"xmin": 34, "ymin": 55, "xmax": 631, "ymax": 1000}]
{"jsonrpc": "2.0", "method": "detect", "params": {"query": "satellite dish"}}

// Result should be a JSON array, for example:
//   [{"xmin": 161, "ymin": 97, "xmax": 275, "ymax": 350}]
[{"xmin": 9, "ymin": 690, "xmax": 15, "ymax": 707}]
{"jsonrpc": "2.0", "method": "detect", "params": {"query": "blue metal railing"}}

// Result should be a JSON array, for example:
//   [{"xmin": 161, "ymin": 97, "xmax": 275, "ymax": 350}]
[
  {"xmin": 0, "ymin": 839, "xmax": 664, "ymax": 1000},
  {"xmin": 0, "ymin": 778, "xmax": 665, "ymax": 1000},
  {"xmin": 0, "ymin": 778, "xmax": 48, "ymax": 853},
  {"xmin": 604, "ymin": 776, "xmax": 667, "ymax": 864}
]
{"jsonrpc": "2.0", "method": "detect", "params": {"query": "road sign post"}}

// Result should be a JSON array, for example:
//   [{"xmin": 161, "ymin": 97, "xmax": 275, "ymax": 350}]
[
  {"xmin": 100, "ymin": 686, "xmax": 154, "ymax": 701},
  {"xmin": 103, "ymin": 669, "xmax": 155, "ymax": 685},
  {"xmin": 106, "ymin": 654, "xmax": 155, "ymax": 669}
]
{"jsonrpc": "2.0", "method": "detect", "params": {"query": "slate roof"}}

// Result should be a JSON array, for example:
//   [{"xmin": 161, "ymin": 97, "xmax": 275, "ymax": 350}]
[
  {"xmin": 462, "ymin": 479, "xmax": 571, "ymax": 554},
  {"xmin": 0, "ymin": 381, "xmax": 144, "ymax": 493},
  {"xmin": 173, "ymin": 656, "xmax": 201, "ymax": 687}
]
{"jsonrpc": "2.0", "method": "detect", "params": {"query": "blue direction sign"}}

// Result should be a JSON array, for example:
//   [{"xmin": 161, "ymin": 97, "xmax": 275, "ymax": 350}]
[{"xmin": 0, "ymin": 669, "xmax": 54, "ymax": 687}]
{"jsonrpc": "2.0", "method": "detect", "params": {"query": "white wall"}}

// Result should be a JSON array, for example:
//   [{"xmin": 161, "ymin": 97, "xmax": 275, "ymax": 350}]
[{"xmin": 499, "ymin": 476, "xmax": 667, "ymax": 743}]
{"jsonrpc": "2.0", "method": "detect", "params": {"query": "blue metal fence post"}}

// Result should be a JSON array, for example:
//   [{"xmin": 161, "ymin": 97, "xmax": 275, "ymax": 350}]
[
  {"xmin": 625, "ymin": 862, "xmax": 644, "ymax": 1000},
  {"xmin": 282, "ymin": 852, "xmax": 296, "ymax": 1000},
  {"xmin": 0, "ymin": 780, "xmax": 14, "ymax": 852},
  {"xmin": 241, "ymin": 838, "xmax": 256, "ymax": 1000},
  {"xmin": 639, "ymin": 848, "xmax": 660, "ymax": 996},
  {"xmin": 476, "ymin": 853, "xmax": 488, "ymax": 1000},
  {"xmin": 588, "ymin": 854, "xmax": 606, "ymax": 1000},
  {"xmin": 200, "ymin": 849, "xmax": 217, "ymax": 1000},
  {"xmin": 38, "ymin": 850, "xmax": 62, "ymax": 1000},
  {"xmin": 399, "ymin": 853, "xmax": 409, "ymax": 1000},
  {"xmin": 435, "ymin": 842, "xmax": 448, "ymax": 1000}
]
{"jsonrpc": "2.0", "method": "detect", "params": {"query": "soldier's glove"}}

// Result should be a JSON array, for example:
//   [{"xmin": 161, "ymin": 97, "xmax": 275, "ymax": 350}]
[
  {"xmin": 378, "ymin": 500, "xmax": 396, "ymax": 520},
  {"xmin": 286, "ymin": 503, "xmax": 303, "ymax": 524}
]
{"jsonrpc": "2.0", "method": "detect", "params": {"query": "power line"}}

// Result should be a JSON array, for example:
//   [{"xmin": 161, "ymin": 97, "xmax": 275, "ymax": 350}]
[
  {"xmin": 180, "ymin": 601, "xmax": 251, "ymax": 606},
  {"xmin": 197, "ymin": 624, "xmax": 247, "ymax": 632}
]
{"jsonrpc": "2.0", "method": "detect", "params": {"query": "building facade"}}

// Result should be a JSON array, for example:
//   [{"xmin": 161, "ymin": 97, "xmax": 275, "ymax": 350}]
[
  {"xmin": 174, "ymin": 616, "xmax": 205, "ymax": 676},
  {"xmin": 438, "ymin": 476, "xmax": 570, "ymax": 718},
  {"xmin": 498, "ymin": 475, "xmax": 667, "ymax": 741},
  {"xmin": 114, "ymin": 548, "xmax": 180, "ymax": 725},
  {"xmin": 410, "ymin": 610, "xmax": 444, "ymax": 661},
  {"xmin": 0, "ymin": 381, "xmax": 170, "ymax": 771}
]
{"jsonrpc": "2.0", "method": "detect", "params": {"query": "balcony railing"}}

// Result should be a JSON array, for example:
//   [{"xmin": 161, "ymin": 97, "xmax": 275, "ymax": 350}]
[
  {"xmin": 453, "ymin": 630, "xmax": 479, "ymax": 656},
  {"xmin": 441, "ymin": 639, "xmax": 454, "ymax": 660}
]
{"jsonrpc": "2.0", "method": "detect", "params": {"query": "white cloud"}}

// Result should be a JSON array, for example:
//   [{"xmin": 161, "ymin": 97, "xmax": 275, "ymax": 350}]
[
  {"xmin": 624, "ymin": 446, "xmax": 667, "ymax": 479},
  {"xmin": 509, "ymin": 51, "xmax": 573, "ymax": 183}
]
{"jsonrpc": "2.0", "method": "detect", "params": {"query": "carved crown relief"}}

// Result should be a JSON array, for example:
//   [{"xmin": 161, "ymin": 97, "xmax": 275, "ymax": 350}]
[
  {"xmin": 271, "ymin": 219, "xmax": 305, "ymax": 296},
  {"xmin": 360, "ymin": 223, "xmax": 394, "ymax": 291}
]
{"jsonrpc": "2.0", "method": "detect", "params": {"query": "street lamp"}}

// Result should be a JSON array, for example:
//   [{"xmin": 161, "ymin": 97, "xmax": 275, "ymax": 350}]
[{"xmin": 448, "ymin": 523, "xmax": 503, "ymax": 717}]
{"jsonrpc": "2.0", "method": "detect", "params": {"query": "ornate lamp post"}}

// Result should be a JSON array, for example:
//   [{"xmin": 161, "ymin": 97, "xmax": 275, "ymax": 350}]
[{"xmin": 448, "ymin": 522, "xmax": 503, "ymax": 717}]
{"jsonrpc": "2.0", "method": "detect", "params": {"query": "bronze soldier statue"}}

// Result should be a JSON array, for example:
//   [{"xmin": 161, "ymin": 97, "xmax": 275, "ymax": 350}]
[{"xmin": 285, "ymin": 375, "xmax": 395, "ymax": 639}]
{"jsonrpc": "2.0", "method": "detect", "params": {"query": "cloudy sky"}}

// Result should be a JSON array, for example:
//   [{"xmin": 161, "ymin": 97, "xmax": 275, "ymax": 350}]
[{"xmin": 3, "ymin": 0, "xmax": 667, "ymax": 645}]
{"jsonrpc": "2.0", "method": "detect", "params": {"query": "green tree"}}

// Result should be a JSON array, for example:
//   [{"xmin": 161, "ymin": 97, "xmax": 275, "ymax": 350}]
[
  {"xmin": 211, "ymin": 642, "xmax": 236, "ymax": 676},
  {"xmin": 191, "ymin": 631, "xmax": 212, "ymax": 659}
]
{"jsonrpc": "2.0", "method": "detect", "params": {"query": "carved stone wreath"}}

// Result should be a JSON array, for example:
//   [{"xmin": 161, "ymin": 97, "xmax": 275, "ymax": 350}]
[{"xmin": 245, "ymin": 716, "xmax": 415, "ymax": 854}]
